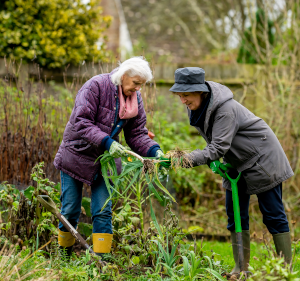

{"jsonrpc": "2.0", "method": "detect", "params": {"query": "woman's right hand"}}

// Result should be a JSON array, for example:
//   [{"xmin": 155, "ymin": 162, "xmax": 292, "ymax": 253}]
[
  {"xmin": 159, "ymin": 156, "xmax": 171, "ymax": 168},
  {"xmin": 109, "ymin": 141, "xmax": 127, "ymax": 158}
]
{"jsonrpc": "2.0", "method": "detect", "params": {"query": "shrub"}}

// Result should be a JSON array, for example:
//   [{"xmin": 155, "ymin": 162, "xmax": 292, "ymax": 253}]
[
  {"xmin": 0, "ymin": 0, "xmax": 111, "ymax": 68},
  {"xmin": 237, "ymin": 8, "xmax": 275, "ymax": 64}
]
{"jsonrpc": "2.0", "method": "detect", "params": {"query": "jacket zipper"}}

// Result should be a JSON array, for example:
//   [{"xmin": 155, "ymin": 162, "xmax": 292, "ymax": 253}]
[
  {"xmin": 256, "ymin": 162, "xmax": 271, "ymax": 177},
  {"xmin": 111, "ymin": 90, "xmax": 119, "ymax": 135}
]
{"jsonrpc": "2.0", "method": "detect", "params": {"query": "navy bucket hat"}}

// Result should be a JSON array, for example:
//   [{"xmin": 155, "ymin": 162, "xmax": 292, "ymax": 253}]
[{"xmin": 169, "ymin": 67, "xmax": 209, "ymax": 93}]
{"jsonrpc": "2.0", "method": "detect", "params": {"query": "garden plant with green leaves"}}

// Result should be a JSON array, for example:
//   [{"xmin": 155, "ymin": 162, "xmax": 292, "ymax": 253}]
[
  {"xmin": 0, "ymin": 162, "xmax": 60, "ymax": 251},
  {"xmin": 1, "ymin": 157, "xmax": 298, "ymax": 280},
  {"xmin": 0, "ymin": 0, "xmax": 111, "ymax": 68},
  {"xmin": 0, "ymin": 163, "xmax": 230, "ymax": 280},
  {"xmin": 1, "ymin": 0, "xmax": 300, "ymax": 275}
]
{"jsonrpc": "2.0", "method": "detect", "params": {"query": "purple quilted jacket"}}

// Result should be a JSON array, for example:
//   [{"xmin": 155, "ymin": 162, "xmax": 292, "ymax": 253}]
[{"xmin": 54, "ymin": 70, "xmax": 159, "ymax": 185}]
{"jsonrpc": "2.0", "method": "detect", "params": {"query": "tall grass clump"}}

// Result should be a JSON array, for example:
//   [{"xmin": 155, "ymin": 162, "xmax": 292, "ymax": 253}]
[{"xmin": 0, "ymin": 60, "xmax": 76, "ymax": 184}]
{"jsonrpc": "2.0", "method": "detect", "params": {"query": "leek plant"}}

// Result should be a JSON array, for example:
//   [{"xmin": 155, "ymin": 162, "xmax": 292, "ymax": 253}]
[
  {"xmin": 95, "ymin": 150, "xmax": 175, "ymax": 233},
  {"xmin": 179, "ymin": 251, "xmax": 227, "ymax": 281}
]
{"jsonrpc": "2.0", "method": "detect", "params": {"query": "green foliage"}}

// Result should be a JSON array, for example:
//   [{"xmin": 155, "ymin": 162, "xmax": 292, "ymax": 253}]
[
  {"xmin": 1, "ymin": 164, "xmax": 299, "ymax": 280},
  {"xmin": 149, "ymin": 198, "xmax": 181, "ymax": 275},
  {"xmin": 77, "ymin": 222, "xmax": 93, "ymax": 238},
  {"xmin": 1, "ymin": 237, "xmax": 298, "ymax": 280},
  {"xmin": 0, "ymin": 162, "xmax": 60, "ymax": 249},
  {"xmin": 0, "ymin": 80, "xmax": 75, "ymax": 141},
  {"xmin": 153, "ymin": 238, "xmax": 180, "ymax": 269},
  {"xmin": 181, "ymin": 251, "xmax": 203, "ymax": 280},
  {"xmin": 0, "ymin": 241, "xmax": 57, "ymax": 280},
  {"xmin": 81, "ymin": 197, "xmax": 92, "ymax": 217},
  {"xmin": 179, "ymin": 251, "xmax": 226, "ymax": 281},
  {"xmin": 237, "ymin": 8, "xmax": 275, "ymax": 64},
  {"xmin": 0, "ymin": 0, "xmax": 111, "ymax": 68},
  {"xmin": 148, "ymin": 204, "xmax": 226, "ymax": 280},
  {"xmin": 110, "ymin": 199, "xmax": 186, "ymax": 272},
  {"xmin": 96, "ymin": 151, "xmax": 175, "ymax": 212},
  {"xmin": 248, "ymin": 256, "xmax": 300, "ymax": 281},
  {"xmin": 0, "ymin": 239, "xmax": 108, "ymax": 280},
  {"xmin": 152, "ymin": 93, "xmax": 218, "ymax": 206}
]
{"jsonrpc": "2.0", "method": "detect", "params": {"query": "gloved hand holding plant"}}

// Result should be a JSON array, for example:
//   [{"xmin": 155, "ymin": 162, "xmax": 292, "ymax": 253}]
[
  {"xmin": 159, "ymin": 156, "xmax": 171, "ymax": 168},
  {"xmin": 155, "ymin": 150, "xmax": 172, "ymax": 168},
  {"xmin": 109, "ymin": 141, "xmax": 127, "ymax": 158},
  {"xmin": 161, "ymin": 149, "xmax": 193, "ymax": 170},
  {"xmin": 157, "ymin": 149, "xmax": 193, "ymax": 170}
]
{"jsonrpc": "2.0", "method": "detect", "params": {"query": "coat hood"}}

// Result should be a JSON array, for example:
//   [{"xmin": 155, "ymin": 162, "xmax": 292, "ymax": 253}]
[
  {"xmin": 187, "ymin": 81, "xmax": 234, "ymax": 134},
  {"xmin": 206, "ymin": 81, "xmax": 233, "ymax": 112}
]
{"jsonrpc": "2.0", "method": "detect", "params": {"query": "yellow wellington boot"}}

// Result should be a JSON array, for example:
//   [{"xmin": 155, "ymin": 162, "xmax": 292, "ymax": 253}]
[
  {"xmin": 93, "ymin": 233, "xmax": 113, "ymax": 256},
  {"xmin": 58, "ymin": 230, "xmax": 76, "ymax": 257},
  {"xmin": 58, "ymin": 229, "xmax": 76, "ymax": 247}
]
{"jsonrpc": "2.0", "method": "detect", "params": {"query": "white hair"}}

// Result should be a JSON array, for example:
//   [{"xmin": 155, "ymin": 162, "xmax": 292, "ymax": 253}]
[{"xmin": 111, "ymin": 56, "xmax": 153, "ymax": 85}]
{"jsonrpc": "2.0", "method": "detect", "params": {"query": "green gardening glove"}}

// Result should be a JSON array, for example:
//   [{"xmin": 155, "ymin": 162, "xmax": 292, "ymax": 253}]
[
  {"xmin": 159, "ymin": 156, "xmax": 171, "ymax": 168},
  {"xmin": 154, "ymin": 150, "xmax": 171, "ymax": 169},
  {"xmin": 210, "ymin": 160, "xmax": 233, "ymax": 179},
  {"xmin": 109, "ymin": 141, "xmax": 127, "ymax": 158},
  {"xmin": 155, "ymin": 150, "xmax": 171, "ymax": 168}
]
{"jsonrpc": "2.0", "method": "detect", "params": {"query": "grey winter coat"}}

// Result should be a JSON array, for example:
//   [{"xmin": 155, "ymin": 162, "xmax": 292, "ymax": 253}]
[{"xmin": 188, "ymin": 81, "xmax": 294, "ymax": 194}]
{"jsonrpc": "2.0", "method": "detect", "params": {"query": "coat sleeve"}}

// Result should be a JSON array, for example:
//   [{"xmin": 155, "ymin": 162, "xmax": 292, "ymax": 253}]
[
  {"xmin": 71, "ymin": 79, "xmax": 109, "ymax": 146},
  {"xmin": 123, "ymin": 93, "xmax": 159, "ymax": 156},
  {"xmin": 190, "ymin": 111, "xmax": 239, "ymax": 166}
]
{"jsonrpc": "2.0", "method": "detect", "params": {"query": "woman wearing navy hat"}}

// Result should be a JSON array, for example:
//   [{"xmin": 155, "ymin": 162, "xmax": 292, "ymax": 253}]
[{"xmin": 164, "ymin": 67, "xmax": 293, "ymax": 274}]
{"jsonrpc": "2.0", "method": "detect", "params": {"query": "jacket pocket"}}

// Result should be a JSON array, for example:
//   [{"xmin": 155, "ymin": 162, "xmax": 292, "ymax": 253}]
[
  {"xmin": 73, "ymin": 143, "xmax": 91, "ymax": 152},
  {"xmin": 242, "ymin": 158, "xmax": 273, "ymax": 192},
  {"xmin": 62, "ymin": 147, "xmax": 99, "ymax": 184},
  {"xmin": 65, "ymin": 140, "xmax": 91, "ymax": 151},
  {"xmin": 65, "ymin": 139, "xmax": 103, "ymax": 159},
  {"xmin": 225, "ymin": 151, "xmax": 260, "ymax": 173},
  {"xmin": 255, "ymin": 162, "xmax": 271, "ymax": 177}
]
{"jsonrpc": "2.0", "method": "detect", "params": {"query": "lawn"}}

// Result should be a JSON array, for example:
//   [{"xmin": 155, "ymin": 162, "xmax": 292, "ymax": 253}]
[{"xmin": 201, "ymin": 240, "xmax": 300, "ymax": 274}]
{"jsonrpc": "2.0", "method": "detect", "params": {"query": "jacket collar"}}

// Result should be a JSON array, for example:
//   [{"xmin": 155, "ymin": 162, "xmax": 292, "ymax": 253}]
[
  {"xmin": 187, "ymin": 81, "xmax": 232, "ymax": 134},
  {"xmin": 204, "ymin": 81, "xmax": 216, "ymax": 133},
  {"xmin": 109, "ymin": 68, "xmax": 119, "ymax": 96}
]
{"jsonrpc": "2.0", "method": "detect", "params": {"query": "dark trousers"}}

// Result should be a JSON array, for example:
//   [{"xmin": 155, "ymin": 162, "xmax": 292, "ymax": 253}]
[{"xmin": 226, "ymin": 175, "xmax": 289, "ymax": 234}]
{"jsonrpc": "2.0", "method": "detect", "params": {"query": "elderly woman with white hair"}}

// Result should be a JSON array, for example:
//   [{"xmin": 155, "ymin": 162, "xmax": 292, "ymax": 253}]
[{"xmin": 54, "ymin": 57, "xmax": 164, "ymax": 257}]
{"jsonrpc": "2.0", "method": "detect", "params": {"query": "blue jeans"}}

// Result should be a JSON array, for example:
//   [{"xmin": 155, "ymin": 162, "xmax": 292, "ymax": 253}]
[
  {"xmin": 226, "ymin": 174, "xmax": 289, "ymax": 234},
  {"xmin": 59, "ymin": 171, "xmax": 112, "ymax": 234}
]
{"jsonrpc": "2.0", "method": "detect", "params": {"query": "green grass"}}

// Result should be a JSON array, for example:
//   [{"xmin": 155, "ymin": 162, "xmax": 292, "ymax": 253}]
[
  {"xmin": 1, "ymin": 239, "xmax": 299, "ymax": 280},
  {"xmin": 200, "ymin": 240, "xmax": 300, "ymax": 273}
]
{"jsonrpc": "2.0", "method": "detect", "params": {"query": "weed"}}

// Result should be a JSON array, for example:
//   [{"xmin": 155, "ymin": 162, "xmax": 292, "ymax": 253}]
[
  {"xmin": 248, "ymin": 256, "xmax": 300, "ymax": 281},
  {"xmin": 0, "ymin": 163, "xmax": 60, "ymax": 250}
]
